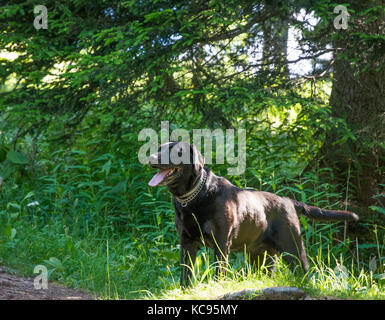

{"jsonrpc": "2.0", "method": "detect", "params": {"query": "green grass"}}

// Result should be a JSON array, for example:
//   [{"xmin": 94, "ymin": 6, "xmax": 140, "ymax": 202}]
[
  {"xmin": 0, "ymin": 147, "xmax": 384, "ymax": 300},
  {"xmin": 0, "ymin": 211, "xmax": 182, "ymax": 299},
  {"xmin": 0, "ymin": 207, "xmax": 384, "ymax": 300}
]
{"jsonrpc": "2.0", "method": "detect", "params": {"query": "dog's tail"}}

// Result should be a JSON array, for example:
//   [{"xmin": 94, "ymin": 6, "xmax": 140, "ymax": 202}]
[{"xmin": 293, "ymin": 200, "xmax": 359, "ymax": 222}]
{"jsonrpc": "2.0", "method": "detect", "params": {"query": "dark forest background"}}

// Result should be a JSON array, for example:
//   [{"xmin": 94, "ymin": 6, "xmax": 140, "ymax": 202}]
[{"xmin": 0, "ymin": 0, "xmax": 384, "ymax": 299}]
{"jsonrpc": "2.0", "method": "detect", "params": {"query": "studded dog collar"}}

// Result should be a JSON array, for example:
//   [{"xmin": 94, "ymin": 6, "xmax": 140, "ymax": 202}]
[{"xmin": 175, "ymin": 169, "xmax": 207, "ymax": 207}]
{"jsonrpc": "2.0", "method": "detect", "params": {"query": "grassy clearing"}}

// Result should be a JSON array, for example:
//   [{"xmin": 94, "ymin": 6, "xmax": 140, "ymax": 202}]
[
  {"xmin": 0, "ymin": 205, "xmax": 384, "ymax": 300},
  {"xmin": 0, "ymin": 147, "xmax": 384, "ymax": 300},
  {"xmin": 0, "ymin": 214, "xmax": 179, "ymax": 299}
]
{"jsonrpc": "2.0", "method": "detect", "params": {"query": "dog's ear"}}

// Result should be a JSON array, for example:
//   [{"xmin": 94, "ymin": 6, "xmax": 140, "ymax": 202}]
[{"xmin": 190, "ymin": 144, "xmax": 204, "ymax": 176}]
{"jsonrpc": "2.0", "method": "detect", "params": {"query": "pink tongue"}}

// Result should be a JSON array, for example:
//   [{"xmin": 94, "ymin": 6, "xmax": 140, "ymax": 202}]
[{"xmin": 148, "ymin": 169, "xmax": 171, "ymax": 187}]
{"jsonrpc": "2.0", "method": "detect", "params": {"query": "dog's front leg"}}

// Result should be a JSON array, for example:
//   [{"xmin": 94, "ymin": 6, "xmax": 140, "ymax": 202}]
[
  {"xmin": 214, "ymin": 240, "xmax": 229, "ymax": 280},
  {"xmin": 180, "ymin": 242, "xmax": 198, "ymax": 288}
]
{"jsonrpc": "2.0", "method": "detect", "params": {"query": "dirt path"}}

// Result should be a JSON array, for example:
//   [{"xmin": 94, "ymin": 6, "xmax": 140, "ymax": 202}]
[{"xmin": 0, "ymin": 266, "xmax": 94, "ymax": 300}]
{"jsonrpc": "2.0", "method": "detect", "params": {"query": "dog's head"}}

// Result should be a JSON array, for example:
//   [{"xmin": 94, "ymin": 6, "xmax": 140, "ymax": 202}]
[{"xmin": 147, "ymin": 142, "xmax": 205, "ymax": 189}]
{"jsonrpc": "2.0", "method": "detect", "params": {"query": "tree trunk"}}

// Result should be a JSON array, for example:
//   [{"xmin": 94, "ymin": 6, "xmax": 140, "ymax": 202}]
[
  {"xmin": 321, "ymin": 3, "xmax": 385, "ymax": 207},
  {"xmin": 262, "ymin": 1, "xmax": 290, "ymax": 78}
]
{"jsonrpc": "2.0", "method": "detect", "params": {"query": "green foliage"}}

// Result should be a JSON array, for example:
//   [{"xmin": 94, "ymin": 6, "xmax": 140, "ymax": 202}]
[
  {"xmin": 0, "ymin": 160, "xmax": 384, "ymax": 298},
  {"xmin": 0, "ymin": 0, "xmax": 384, "ymax": 299},
  {"xmin": 0, "ymin": 130, "xmax": 384, "ymax": 298},
  {"xmin": 0, "ymin": 0, "xmax": 345, "ymax": 138}
]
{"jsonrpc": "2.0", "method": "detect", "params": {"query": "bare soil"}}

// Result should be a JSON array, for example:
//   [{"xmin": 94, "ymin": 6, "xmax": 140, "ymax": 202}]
[{"xmin": 0, "ymin": 266, "xmax": 94, "ymax": 300}]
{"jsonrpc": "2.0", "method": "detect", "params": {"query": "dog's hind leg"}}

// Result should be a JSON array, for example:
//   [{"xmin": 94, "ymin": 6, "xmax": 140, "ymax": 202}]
[
  {"xmin": 249, "ymin": 242, "xmax": 279, "ymax": 273},
  {"xmin": 271, "ymin": 221, "xmax": 309, "ymax": 273}
]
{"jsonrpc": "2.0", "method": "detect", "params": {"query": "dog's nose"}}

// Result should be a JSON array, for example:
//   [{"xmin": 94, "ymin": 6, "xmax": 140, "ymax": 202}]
[{"xmin": 148, "ymin": 153, "xmax": 158, "ymax": 164}]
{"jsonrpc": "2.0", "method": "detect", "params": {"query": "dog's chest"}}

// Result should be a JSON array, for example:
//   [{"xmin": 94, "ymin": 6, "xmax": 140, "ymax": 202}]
[{"xmin": 176, "ymin": 209, "xmax": 214, "ymax": 241}]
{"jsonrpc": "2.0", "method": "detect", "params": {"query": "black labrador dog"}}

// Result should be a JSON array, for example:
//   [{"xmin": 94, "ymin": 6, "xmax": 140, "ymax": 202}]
[{"xmin": 147, "ymin": 142, "xmax": 359, "ymax": 287}]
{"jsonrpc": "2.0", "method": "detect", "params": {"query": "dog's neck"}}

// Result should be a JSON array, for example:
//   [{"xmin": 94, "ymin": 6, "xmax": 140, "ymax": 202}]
[
  {"xmin": 174, "ymin": 169, "xmax": 207, "ymax": 207},
  {"xmin": 167, "ymin": 168, "xmax": 206, "ymax": 200}
]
